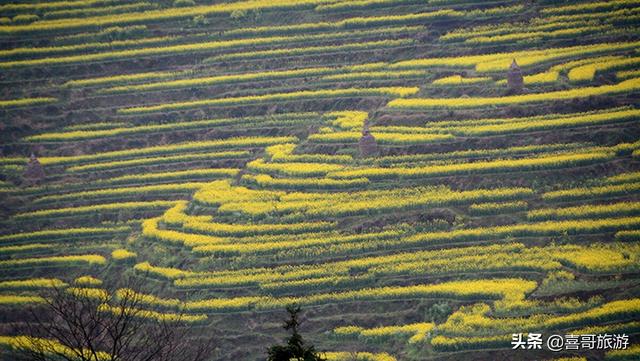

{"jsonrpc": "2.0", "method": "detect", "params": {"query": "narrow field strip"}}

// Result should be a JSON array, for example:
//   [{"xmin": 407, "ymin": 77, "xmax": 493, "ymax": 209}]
[
  {"xmin": 13, "ymin": 200, "xmax": 178, "ymax": 220},
  {"xmin": 387, "ymin": 78, "xmax": 640, "ymax": 109},
  {"xmin": 0, "ymin": 97, "xmax": 56, "ymax": 108},
  {"xmin": 118, "ymin": 87, "xmax": 419, "ymax": 114},
  {"xmin": 37, "ymin": 136, "xmax": 294, "ymax": 166}
]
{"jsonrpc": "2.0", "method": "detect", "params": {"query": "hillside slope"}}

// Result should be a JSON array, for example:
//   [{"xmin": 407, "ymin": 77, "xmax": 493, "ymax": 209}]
[{"xmin": 1, "ymin": 0, "xmax": 640, "ymax": 360}]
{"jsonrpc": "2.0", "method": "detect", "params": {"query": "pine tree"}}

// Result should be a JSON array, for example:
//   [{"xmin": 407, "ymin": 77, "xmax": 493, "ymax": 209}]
[{"xmin": 267, "ymin": 305, "xmax": 326, "ymax": 361}]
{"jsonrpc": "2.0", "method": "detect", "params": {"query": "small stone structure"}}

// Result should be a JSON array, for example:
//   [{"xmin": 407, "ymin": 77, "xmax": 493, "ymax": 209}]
[
  {"xmin": 507, "ymin": 59, "xmax": 524, "ymax": 93},
  {"xmin": 358, "ymin": 121, "xmax": 378, "ymax": 157},
  {"xmin": 23, "ymin": 153, "xmax": 45, "ymax": 186}
]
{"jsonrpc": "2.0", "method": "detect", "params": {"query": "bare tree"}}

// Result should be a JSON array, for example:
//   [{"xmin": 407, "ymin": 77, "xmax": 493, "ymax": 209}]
[{"xmin": 10, "ymin": 279, "xmax": 212, "ymax": 361}]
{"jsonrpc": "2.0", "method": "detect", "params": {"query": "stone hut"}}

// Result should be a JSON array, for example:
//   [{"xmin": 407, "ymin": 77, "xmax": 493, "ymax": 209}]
[
  {"xmin": 358, "ymin": 121, "xmax": 378, "ymax": 157},
  {"xmin": 23, "ymin": 153, "xmax": 45, "ymax": 186},
  {"xmin": 507, "ymin": 59, "xmax": 524, "ymax": 93}
]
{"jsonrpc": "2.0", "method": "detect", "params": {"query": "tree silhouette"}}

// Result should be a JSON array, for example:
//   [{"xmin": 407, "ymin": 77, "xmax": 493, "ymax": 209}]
[
  {"xmin": 10, "ymin": 279, "xmax": 212, "ymax": 361},
  {"xmin": 267, "ymin": 305, "xmax": 325, "ymax": 361}
]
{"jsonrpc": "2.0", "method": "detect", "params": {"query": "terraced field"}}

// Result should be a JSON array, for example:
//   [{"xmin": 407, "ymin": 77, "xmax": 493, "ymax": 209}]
[{"xmin": 0, "ymin": 0, "xmax": 639, "ymax": 360}]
